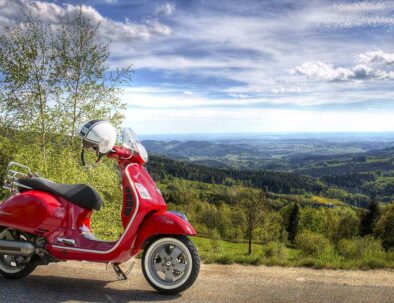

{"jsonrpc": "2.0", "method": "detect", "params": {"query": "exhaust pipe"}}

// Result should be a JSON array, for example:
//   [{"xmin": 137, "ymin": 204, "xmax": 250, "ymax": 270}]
[{"xmin": 0, "ymin": 240, "xmax": 36, "ymax": 257}]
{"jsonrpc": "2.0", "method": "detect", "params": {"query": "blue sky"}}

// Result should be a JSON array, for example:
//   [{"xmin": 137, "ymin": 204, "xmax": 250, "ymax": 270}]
[{"xmin": 2, "ymin": 0, "xmax": 394, "ymax": 134}]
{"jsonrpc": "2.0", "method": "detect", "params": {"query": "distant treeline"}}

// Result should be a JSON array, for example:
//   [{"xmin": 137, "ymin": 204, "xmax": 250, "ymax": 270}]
[
  {"xmin": 147, "ymin": 155, "xmax": 325, "ymax": 195},
  {"xmin": 146, "ymin": 155, "xmax": 372, "ymax": 207}
]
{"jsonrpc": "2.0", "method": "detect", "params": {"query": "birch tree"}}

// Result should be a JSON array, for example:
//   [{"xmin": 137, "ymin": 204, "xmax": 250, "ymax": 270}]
[{"xmin": 0, "ymin": 9, "xmax": 131, "ymax": 154}]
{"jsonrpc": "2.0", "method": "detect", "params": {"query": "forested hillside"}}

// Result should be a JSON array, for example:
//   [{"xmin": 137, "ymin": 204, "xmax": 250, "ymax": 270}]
[
  {"xmin": 147, "ymin": 155, "xmax": 370, "ymax": 207},
  {"xmin": 144, "ymin": 137, "xmax": 394, "ymax": 203},
  {"xmin": 148, "ymin": 155, "xmax": 324, "ymax": 193}
]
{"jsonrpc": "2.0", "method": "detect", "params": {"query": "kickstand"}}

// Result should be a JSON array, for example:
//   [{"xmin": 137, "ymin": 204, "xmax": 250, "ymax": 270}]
[{"xmin": 112, "ymin": 263, "xmax": 128, "ymax": 280}]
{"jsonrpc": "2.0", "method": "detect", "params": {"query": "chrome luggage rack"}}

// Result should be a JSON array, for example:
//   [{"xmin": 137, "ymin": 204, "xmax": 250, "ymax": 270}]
[{"xmin": 3, "ymin": 162, "xmax": 33, "ymax": 194}]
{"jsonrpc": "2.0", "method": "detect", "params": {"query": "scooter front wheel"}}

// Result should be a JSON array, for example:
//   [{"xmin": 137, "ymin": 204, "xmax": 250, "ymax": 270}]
[{"xmin": 142, "ymin": 236, "xmax": 200, "ymax": 294}]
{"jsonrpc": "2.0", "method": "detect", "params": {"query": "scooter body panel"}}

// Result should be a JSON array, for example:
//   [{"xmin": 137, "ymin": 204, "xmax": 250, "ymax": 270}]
[
  {"xmin": 132, "ymin": 211, "xmax": 197, "ymax": 255},
  {"xmin": 0, "ymin": 190, "xmax": 66, "ymax": 236}
]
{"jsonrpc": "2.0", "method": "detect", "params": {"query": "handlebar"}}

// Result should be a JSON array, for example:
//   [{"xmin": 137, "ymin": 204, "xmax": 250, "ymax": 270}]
[
  {"xmin": 107, "ymin": 146, "xmax": 133, "ymax": 159},
  {"xmin": 81, "ymin": 145, "xmax": 144, "ymax": 168}
]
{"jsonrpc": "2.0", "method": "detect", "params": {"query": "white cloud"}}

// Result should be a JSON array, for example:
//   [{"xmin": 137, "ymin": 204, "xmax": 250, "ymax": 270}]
[
  {"xmin": 228, "ymin": 93, "xmax": 249, "ymax": 99},
  {"xmin": 293, "ymin": 62, "xmax": 355, "ymax": 81},
  {"xmin": 121, "ymin": 85, "xmax": 394, "ymax": 109},
  {"xmin": 183, "ymin": 90, "xmax": 193, "ymax": 96},
  {"xmin": 271, "ymin": 86, "xmax": 302, "ymax": 94},
  {"xmin": 307, "ymin": 1, "xmax": 394, "ymax": 29},
  {"xmin": 155, "ymin": 3, "xmax": 175, "ymax": 16},
  {"xmin": 358, "ymin": 50, "xmax": 394, "ymax": 65},
  {"xmin": 294, "ymin": 51, "xmax": 394, "ymax": 82},
  {"xmin": 0, "ymin": 0, "xmax": 171, "ymax": 41}
]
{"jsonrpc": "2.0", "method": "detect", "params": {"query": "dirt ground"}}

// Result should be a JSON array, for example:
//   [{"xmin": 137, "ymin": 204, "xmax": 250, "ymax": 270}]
[{"xmin": 0, "ymin": 261, "xmax": 393, "ymax": 303}]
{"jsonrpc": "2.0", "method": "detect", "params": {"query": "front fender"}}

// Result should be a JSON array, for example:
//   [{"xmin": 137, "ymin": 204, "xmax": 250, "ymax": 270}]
[{"xmin": 132, "ymin": 211, "xmax": 196, "ymax": 255}]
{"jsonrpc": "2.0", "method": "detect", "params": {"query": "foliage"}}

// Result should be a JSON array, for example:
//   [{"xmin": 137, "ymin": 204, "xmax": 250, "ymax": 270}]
[
  {"xmin": 0, "ymin": 9, "xmax": 130, "ymax": 157},
  {"xmin": 260, "ymin": 211, "xmax": 285, "ymax": 243},
  {"xmin": 0, "ymin": 135, "xmax": 13, "ymax": 198},
  {"xmin": 337, "ymin": 238, "xmax": 361, "ymax": 259},
  {"xmin": 336, "ymin": 209, "xmax": 360, "ymax": 240},
  {"xmin": 286, "ymin": 203, "xmax": 300, "ymax": 242},
  {"xmin": 263, "ymin": 241, "xmax": 287, "ymax": 259},
  {"xmin": 210, "ymin": 229, "xmax": 222, "ymax": 254},
  {"xmin": 194, "ymin": 236, "xmax": 393, "ymax": 269},
  {"xmin": 375, "ymin": 203, "xmax": 394, "ymax": 249},
  {"xmin": 238, "ymin": 188, "xmax": 267, "ymax": 254},
  {"xmin": 359, "ymin": 201, "xmax": 381, "ymax": 236},
  {"xmin": 295, "ymin": 230, "xmax": 332, "ymax": 256},
  {"xmin": 148, "ymin": 155, "xmax": 327, "ymax": 196}
]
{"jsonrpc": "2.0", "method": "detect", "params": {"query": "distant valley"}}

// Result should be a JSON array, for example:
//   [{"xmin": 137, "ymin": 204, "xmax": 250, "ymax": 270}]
[{"xmin": 143, "ymin": 133, "xmax": 394, "ymax": 203}]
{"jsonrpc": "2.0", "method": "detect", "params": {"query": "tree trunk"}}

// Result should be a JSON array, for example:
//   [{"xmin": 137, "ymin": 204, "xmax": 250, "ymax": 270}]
[{"xmin": 248, "ymin": 227, "xmax": 253, "ymax": 255}]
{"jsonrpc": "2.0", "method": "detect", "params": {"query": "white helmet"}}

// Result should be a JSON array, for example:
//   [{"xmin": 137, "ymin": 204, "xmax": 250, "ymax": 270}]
[{"xmin": 78, "ymin": 120, "xmax": 117, "ymax": 155}]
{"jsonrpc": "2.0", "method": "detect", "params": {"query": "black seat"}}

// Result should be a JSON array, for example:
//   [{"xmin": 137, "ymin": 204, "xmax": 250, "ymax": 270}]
[{"xmin": 17, "ymin": 177, "xmax": 102, "ymax": 211}]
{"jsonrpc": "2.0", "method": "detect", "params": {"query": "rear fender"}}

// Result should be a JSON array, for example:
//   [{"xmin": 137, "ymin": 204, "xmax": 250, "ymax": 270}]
[{"xmin": 132, "ymin": 211, "xmax": 196, "ymax": 255}]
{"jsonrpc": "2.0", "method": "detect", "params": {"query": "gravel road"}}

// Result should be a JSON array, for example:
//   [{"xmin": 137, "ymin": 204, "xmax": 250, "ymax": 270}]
[{"xmin": 0, "ymin": 261, "xmax": 393, "ymax": 303}]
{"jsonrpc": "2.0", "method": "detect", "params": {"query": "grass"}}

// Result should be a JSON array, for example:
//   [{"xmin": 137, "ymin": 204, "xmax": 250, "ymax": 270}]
[
  {"xmin": 311, "ymin": 195, "xmax": 344, "ymax": 206},
  {"xmin": 191, "ymin": 236, "xmax": 394, "ymax": 269},
  {"xmin": 270, "ymin": 193, "xmax": 346, "ymax": 207}
]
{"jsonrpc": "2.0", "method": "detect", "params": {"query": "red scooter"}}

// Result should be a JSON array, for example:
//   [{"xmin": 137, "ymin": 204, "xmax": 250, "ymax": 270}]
[{"xmin": 0, "ymin": 127, "xmax": 200, "ymax": 294}]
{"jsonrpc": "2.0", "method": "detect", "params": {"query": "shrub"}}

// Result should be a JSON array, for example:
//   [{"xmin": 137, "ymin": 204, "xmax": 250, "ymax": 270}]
[
  {"xmin": 375, "ymin": 203, "xmax": 394, "ymax": 249},
  {"xmin": 358, "ymin": 236, "xmax": 385, "ymax": 259},
  {"xmin": 0, "ymin": 136, "xmax": 13, "ymax": 199},
  {"xmin": 214, "ymin": 254, "xmax": 235, "ymax": 264},
  {"xmin": 210, "ymin": 229, "xmax": 222, "ymax": 253},
  {"xmin": 386, "ymin": 249, "xmax": 394, "ymax": 265},
  {"xmin": 263, "ymin": 241, "xmax": 288, "ymax": 259},
  {"xmin": 337, "ymin": 237, "xmax": 385, "ymax": 260},
  {"xmin": 337, "ymin": 238, "xmax": 361, "ymax": 259},
  {"xmin": 295, "ymin": 230, "xmax": 331, "ymax": 256}
]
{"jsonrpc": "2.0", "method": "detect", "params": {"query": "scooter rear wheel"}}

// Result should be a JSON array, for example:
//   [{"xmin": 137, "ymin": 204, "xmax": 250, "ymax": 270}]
[
  {"xmin": 0, "ymin": 228, "xmax": 37, "ymax": 279},
  {"xmin": 142, "ymin": 236, "xmax": 200, "ymax": 294}
]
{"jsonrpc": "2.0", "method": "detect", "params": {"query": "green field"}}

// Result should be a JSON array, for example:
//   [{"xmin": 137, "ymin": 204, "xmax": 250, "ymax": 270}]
[{"xmin": 192, "ymin": 236, "xmax": 394, "ymax": 270}]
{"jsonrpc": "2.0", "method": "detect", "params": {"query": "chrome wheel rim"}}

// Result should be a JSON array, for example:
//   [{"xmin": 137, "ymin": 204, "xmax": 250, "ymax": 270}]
[{"xmin": 145, "ymin": 238, "xmax": 192, "ymax": 290}]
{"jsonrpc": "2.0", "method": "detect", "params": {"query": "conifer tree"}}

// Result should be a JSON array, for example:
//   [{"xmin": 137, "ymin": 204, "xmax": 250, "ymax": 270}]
[
  {"xmin": 360, "ymin": 200, "xmax": 381, "ymax": 236},
  {"xmin": 287, "ymin": 203, "xmax": 300, "ymax": 243}
]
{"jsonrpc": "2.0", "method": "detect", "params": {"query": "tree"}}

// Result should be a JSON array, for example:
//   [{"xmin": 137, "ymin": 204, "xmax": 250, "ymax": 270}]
[
  {"xmin": 336, "ymin": 210, "xmax": 359, "ymax": 240},
  {"xmin": 56, "ymin": 10, "xmax": 130, "ymax": 141},
  {"xmin": 0, "ymin": 13, "xmax": 63, "ymax": 156},
  {"xmin": 0, "ymin": 136, "xmax": 13, "ymax": 199},
  {"xmin": 260, "ymin": 211, "xmax": 284, "ymax": 243},
  {"xmin": 238, "ymin": 188, "xmax": 267, "ymax": 254},
  {"xmin": 360, "ymin": 200, "xmax": 381, "ymax": 237},
  {"xmin": 286, "ymin": 203, "xmax": 300, "ymax": 243},
  {"xmin": 0, "ymin": 9, "xmax": 130, "ymax": 159},
  {"xmin": 374, "ymin": 203, "xmax": 394, "ymax": 249}
]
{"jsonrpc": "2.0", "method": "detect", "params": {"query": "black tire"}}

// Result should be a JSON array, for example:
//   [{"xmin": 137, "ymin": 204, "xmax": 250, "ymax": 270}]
[
  {"xmin": 0, "ymin": 228, "xmax": 37, "ymax": 279},
  {"xmin": 0, "ymin": 261, "xmax": 37, "ymax": 279},
  {"xmin": 142, "ymin": 236, "xmax": 200, "ymax": 295}
]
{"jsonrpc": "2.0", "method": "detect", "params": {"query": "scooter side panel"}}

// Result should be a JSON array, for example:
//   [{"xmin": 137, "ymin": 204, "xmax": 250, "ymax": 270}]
[
  {"xmin": 121, "ymin": 165, "xmax": 166, "ymax": 228},
  {"xmin": 0, "ymin": 190, "xmax": 65, "ymax": 235}
]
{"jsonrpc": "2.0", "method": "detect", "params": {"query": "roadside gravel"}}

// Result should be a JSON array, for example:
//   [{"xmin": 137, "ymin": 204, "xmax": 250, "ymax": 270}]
[{"xmin": 0, "ymin": 261, "xmax": 392, "ymax": 303}]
